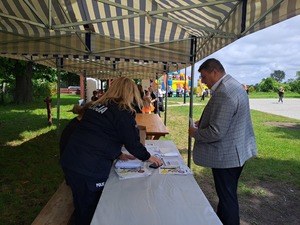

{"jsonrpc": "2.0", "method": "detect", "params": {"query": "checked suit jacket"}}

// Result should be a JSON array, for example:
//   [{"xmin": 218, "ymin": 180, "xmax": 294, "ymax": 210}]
[{"xmin": 193, "ymin": 75, "xmax": 257, "ymax": 168}]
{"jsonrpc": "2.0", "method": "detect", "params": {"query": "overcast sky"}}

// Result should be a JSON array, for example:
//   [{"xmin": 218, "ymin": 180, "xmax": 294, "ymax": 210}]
[{"xmin": 182, "ymin": 15, "xmax": 300, "ymax": 85}]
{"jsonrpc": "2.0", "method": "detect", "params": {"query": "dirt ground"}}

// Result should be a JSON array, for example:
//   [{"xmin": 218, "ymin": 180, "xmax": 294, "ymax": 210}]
[
  {"xmin": 200, "ymin": 180, "xmax": 300, "ymax": 225},
  {"xmin": 199, "ymin": 122, "xmax": 300, "ymax": 225}
]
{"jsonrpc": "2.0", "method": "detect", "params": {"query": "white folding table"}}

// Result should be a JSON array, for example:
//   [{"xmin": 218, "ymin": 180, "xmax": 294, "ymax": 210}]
[{"xmin": 91, "ymin": 140, "xmax": 222, "ymax": 225}]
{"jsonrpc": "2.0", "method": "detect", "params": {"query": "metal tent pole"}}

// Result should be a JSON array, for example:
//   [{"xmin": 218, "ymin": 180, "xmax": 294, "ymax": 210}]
[
  {"xmin": 183, "ymin": 67, "xmax": 187, "ymax": 104},
  {"xmin": 187, "ymin": 36, "xmax": 197, "ymax": 168},
  {"xmin": 84, "ymin": 70, "xmax": 87, "ymax": 103},
  {"xmin": 56, "ymin": 58, "xmax": 62, "ymax": 124},
  {"xmin": 163, "ymin": 64, "xmax": 168, "ymax": 125}
]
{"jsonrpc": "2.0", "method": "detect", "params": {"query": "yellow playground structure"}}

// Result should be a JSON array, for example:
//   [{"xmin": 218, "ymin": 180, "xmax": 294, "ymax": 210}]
[{"xmin": 157, "ymin": 72, "xmax": 209, "ymax": 97}]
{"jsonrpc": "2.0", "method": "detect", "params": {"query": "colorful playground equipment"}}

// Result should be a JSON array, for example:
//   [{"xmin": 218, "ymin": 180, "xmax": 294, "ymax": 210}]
[
  {"xmin": 159, "ymin": 72, "xmax": 191, "ymax": 96},
  {"xmin": 157, "ymin": 71, "xmax": 208, "ymax": 97},
  {"xmin": 168, "ymin": 80, "xmax": 189, "ymax": 91}
]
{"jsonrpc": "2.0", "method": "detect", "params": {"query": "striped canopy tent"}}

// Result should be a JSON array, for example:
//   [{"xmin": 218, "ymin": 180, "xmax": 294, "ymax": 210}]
[
  {"xmin": 1, "ymin": 53, "xmax": 182, "ymax": 80},
  {"xmin": 1, "ymin": 0, "xmax": 299, "ymax": 167},
  {"xmin": 1, "ymin": 0, "xmax": 299, "ymax": 79}
]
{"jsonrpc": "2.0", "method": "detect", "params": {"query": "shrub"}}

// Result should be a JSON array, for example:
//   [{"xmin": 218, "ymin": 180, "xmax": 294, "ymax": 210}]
[{"xmin": 289, "ymin": 80, "xmax": 300, "ymax": 94}]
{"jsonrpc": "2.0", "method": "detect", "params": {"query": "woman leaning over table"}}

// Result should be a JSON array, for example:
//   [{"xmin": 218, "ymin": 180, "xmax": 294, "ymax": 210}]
[{"xmin": 60, "ymin": 77, "xmax": 162, "ymax": 225}]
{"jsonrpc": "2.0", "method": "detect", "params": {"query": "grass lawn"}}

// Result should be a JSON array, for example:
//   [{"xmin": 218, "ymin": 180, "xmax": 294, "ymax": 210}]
[
  {"xmin": 1, "ymin": 94, "xmax": 300, "ymax": 225},
  {"xmin": 247, "ymin": 91, "xmax": 300, "ymax": 98}
]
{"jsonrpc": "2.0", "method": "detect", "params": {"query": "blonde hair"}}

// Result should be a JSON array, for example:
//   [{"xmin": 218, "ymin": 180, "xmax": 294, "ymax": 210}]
[{"xmin": 95, "ymin": 77, "xmax": 143, "ymax": 112}]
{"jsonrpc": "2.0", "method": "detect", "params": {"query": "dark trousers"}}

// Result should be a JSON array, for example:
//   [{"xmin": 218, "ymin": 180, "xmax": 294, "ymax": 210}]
[
  {"xmin": 63, "ymin": 168, "xmax": 104, "ymax": 225},
  {"xmin": 212, "ymin": 166, "xmax": 244, "ymax": 225},
  {"xmin": 158, "ymin": 97, "xmax": 164, "ymax": 112},
  {"xmin": 153, "ymin": 102, "xmax": 160, "ymax": 116}
]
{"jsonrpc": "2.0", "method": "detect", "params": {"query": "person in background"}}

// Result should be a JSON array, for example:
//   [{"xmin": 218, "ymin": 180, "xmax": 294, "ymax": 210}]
[
  {"xmin": 137, "ymin": 84, "xmax": 144, "ymax": 99},
  {"xmin": 148, "ymin": 86, "xmax": 160, "ymax": 116},
  {"xmin": 200, "ymin": 88, "xmax": 206, "ymax": 101},
  {"xmin": 278, "ymin": 86, "xmax": 284, "ymax": 103},
  {"xmin": 168, "ymin": 86, "xmax": 173, "ymax": 97},
  {"xmin": 142, "ymin": 90, "xmax": 154, "ymax": 114},
  {"xmin": 91, "ymin": 90, "xmax": 98, "ymax": 101},
  {"xmin": 60, "ymin": 77, "xmax": 162, "ymax": 225},
  {"xmin": 157, "ymin": 84, "xmax": 166, "ymax": 112},
  {"xmin": 44, "ymin": 96, "xmax": 52, "ymax": 125},
  {"xmin": 98, "ymin": 89, "xmax": 104, "ymax": 98},
  {"xmin": 134, "ymin": 84, "xmax": 144, "ymax": 113},
  {"xmin": 176, "ymin": 87, "xmax": 181, "ymax": 97},
  {"xmin": 242, "ymin": 83, "xmax": 249, "ymax": 95},
  {"xmin": 189, "ymin": 58, "xmax": 257, "ymax": 225}
]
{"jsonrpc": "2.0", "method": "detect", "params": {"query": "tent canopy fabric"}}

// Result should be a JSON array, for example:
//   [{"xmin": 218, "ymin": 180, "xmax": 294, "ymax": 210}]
[{"xmin": 0, "ymin": 0, "xmax": 299, "ymax": 79}]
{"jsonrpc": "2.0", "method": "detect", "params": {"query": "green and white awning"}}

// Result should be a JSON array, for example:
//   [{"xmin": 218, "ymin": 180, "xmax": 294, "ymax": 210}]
[{"xmin": 1, "ymin": 0, "xmax": 299, "ymax": 78}]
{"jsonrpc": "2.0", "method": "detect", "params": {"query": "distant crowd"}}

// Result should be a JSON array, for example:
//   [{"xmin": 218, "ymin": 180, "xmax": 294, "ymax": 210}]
[{"xmin": 89, "ymin": 84, "xmax": 165, "ymax": 117}]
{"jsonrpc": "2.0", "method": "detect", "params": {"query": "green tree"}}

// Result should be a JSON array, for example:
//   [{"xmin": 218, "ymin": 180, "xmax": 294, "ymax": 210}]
[
  {"xmin": 15, "ymin": 60, "xmax": 34, "ymax": 103},
  {"xmin": 258, "ymin": 77, "xmax": 278, "ymax": 92},
  {"xmin": 296, "ymin": 71, "xmax": 300, "ymax": 81},
  {"xmin": 0, "ymin": 56, "xmax": 80, "ymax": 103},
  {"xmin": 288, "ymin": 79, "xmax": 300, "ymax": 94},
  {"xmin": 248, "ymin": 86, "xmax": 256, "ymax": 93},
  {"xmin": 0, "ymin": 57, "xmax": 34, "ymax": 103},
  {"xmin": 0, "ymin": 57, "xmax": 16, "ymax": 103},
  {"xmin": 0, "ymin": 57, "xmax": 56, "ymax": 103},
  {"xmin": 60, "ymin": 71, "xmax": 80, "ymax": 87},
  {"xmin": 270, "ymin": 70, "xmax": 285, "ymax": 82}
]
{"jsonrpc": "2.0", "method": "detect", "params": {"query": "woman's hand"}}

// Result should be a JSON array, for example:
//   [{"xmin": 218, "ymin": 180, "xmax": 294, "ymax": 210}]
[{"xmin": 148, "ymin": 155, "xmax": 163, "ymax": 166}]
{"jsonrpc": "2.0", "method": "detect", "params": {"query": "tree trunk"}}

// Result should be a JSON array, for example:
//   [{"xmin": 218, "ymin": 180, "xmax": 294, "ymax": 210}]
[
  {"xmin": 0, "ymin": 83, "xmax": 4, "ymax": 104},
  {"xmin": 15, "ymin": 61, "xmax": 33, "ymax": 103}
]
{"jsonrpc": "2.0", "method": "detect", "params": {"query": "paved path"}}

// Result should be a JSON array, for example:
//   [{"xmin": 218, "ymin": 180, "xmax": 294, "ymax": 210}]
[
  {"xmin": 249, "ymin": 98, "xmax": 300, "ymax": 120},
  {"xmin": 167, "ymin": 98, "xmax": 300, "ymax": 120}
]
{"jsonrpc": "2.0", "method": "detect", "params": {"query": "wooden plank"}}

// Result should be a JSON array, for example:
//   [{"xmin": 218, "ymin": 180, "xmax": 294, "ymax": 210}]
[
  {"xmin": 31, "ymin": 180, "xmax": 74, "ymax": 225},
  {"xmin": 135, "ymin": 114, "xmax": 169, "ymax": 139}
]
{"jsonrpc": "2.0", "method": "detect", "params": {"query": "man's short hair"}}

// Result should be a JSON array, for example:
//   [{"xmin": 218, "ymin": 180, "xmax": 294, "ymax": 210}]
[{"xmin": 198, "ymin": 58, "xmax": 225, "ymax": 73}]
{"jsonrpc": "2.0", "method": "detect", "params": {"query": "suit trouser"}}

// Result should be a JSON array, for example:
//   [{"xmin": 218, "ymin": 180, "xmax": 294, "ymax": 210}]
[{"xmin": 212, "ymin": 166, "xmax": 244, "ymax": 225}]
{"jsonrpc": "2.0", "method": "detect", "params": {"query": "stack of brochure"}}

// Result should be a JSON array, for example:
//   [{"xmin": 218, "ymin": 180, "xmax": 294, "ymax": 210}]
[
  {"xmin": 159, "ymin": 164, "xmax": 193, "ymax": 175},
  {"xmin": 114, "ymin": 159, "xmax": 152, "ymax": 180},
  {"xmin": 159, "ymin": 148, "xmax": 193, "ymax": 175},
  {"xmin": 114, "ymin": 144, "xmax": 193, "ymax": 179},
  {"xmin": 115, "ymin": 159, "xmax": 143, "ymax": 169}
]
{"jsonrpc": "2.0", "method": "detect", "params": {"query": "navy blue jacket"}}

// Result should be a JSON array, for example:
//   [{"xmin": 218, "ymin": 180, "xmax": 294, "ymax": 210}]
[{"xmin": 60, "ymin": 102, "xmax": 150, "ymax": 180}]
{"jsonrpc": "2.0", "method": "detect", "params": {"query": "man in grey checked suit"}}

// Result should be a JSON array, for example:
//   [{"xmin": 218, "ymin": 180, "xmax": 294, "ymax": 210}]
[{"xmin": 189, "ymin": 58, "xmax": 257, "ymax": 225}]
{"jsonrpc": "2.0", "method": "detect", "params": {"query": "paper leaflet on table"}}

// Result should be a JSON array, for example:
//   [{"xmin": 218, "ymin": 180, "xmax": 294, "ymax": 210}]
[
  {"xmin": 161, "ymin": 156, "xmax": 181, "ymax": 168},
  {"xmin": 159, "ymin": 152, "xmax": 193, "ymax": 175},
  {"xmin": 118, "ymin": 144, "xmax": 192, "ymax": 176},
  {"xmin": 160, "ymin": 155, "xmax": 191, "ymax": 175},
  {"xmin": 159, "ymin": 147, "xmax": 179, "ymax": 157},
  {"xmin": 144, "ymin": 144, "xmax": 192, "ymax": 175},
  {"xmin": 116, "ymin": 146, "xmax": 146, "ymax": 169},
  {"xmin": 114, "ymin": 146, "xmax": 153, "ymax": 180},
  {"xmin": 159, "ymin": 164, "xmax": 193, "ymax": 175},
  {"xmin": 115, "ymin": 145, "xmax": 159, "ymax": 170},
  {"xmin": 114, "ymin": 164, "xmax": 152, "ymax": 180}
]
